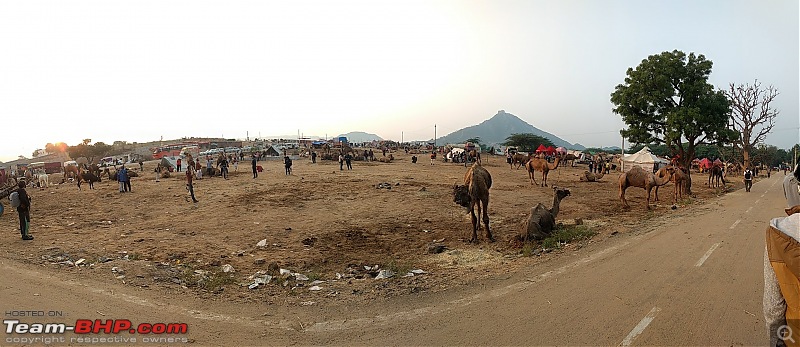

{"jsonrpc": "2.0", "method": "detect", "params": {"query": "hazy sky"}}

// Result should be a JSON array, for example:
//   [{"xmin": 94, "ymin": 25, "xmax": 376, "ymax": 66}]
[{"xmin": 1, "ymin": 0, "xmax": 797, "ymax": 162}]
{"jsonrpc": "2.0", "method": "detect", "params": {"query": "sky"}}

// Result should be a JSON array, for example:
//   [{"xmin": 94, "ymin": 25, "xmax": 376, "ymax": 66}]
[{"xmin": 0, "ymin": 0, "xmax": 797, "ymax": 162}]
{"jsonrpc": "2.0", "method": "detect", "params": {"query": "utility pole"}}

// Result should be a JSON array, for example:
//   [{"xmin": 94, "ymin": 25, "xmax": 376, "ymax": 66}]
[
  {"xmin": 401, "ymin": 131, "xmax": 403, "ymax": 145},
  {"xmin": 434, "ymin": 125, "xmax": 437, "ymax": 148},
  {"xmin": 621, "ymin": 133, "xmax": 625, "ymax": 172}
]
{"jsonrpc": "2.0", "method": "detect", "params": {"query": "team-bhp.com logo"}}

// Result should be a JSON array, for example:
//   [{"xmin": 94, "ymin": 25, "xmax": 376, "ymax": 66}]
[{"xmin": 4, "ymin": 319, "xmax": 189, "ymax": 344}]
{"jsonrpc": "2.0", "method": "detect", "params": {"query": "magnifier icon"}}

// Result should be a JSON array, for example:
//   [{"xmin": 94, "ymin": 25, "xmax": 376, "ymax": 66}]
[{"xmin": 779, "ymin": 325, "xmax": 796, "ymax": 344}]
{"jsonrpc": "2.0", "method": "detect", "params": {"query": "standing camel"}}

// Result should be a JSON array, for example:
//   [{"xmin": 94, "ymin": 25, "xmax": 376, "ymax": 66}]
[
  {"xmin": 452, "ymin": 162, "xmax": 493, "ymax": 243},
  {"xmin": 511, "ymin": 153, "xmax": 529, "ymax": 169},
  {"xmin": 708, "ymin": 166, "xmax": 725, "ymax": 188},
  {"xmin": 525, "ymin": 157, "xmax": 561, "ymax": 187},
  {"xmin": 465, "ymin": 150, "xmax": 481, "ymax": 167},
  {"xmin": 619, "ymin": 166, "xmax": 675, "ymax": 210},
  {"xmin": 655, "ymin": 166, "xmax": 688, "ymax": 203}
]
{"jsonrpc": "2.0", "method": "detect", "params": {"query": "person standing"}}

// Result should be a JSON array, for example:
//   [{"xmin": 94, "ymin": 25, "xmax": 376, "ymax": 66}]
[
  {"xmin": 138, "ymin": 160, "xmax": 144, "ymax": 172},
  {"xmin": 186, "ymin": 164, "xmax": 199, "ymax": 203},
  {"xmin": 251, "ymin": 154, "xmax": 258, "ymax": 179},
  {"xmin": 345, "ymin": 153, "xmax": 353, "ymax": 170},
  {"xmin": 176, "ymin": 158, "xmax": 182, "ymax": 172},
  {"xmin": 338, "ymin": 154, "xmax": 344, "ymax": 171},
  {"xmin": 284, "ymin": 156, "xmax": 293, "ymax": 175},
  {"xmin": 430, "ymin": 151, "xmax": 436, "ymax": 165},
  {"xmin": 219, "ymin": 155, "xmax": 229, "ymax": 180},
  {"xmin": 123, "ymin": 166, "xmax": 132, "ymax": 192},
  {"xmin": 154, "ymin": 164, "xmax": 162, "ymax": 182},
  {"xmin": 14, "ymin": 181, "xmax": 33, "ymax": 240},
  {"xmin": 311, "ymin": 151, "xmax": 317, "ymax": 164},
  {"xmin": 206, "ymin": 157, "xmax": 213, "ymax": 177},
  {"xmin": 763, "ymin": 160, "xmax": 800, "ymax": 345},
  {"xmin": 195, "ymin": 158, "xmax": 202, "ymax": 179},
  {"xmin": 744, "ymin": 167, "xmax": 753, "ymax": 192},
  {"xmin": 118, "ymin": 166, "xmax": 128, "ymax": 192}
]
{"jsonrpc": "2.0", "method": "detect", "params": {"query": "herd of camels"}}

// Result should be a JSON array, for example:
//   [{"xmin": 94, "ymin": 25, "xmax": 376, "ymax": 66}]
[{"xmin": 454, "ymin": 151, "xmax": 732, "ymax": 243}]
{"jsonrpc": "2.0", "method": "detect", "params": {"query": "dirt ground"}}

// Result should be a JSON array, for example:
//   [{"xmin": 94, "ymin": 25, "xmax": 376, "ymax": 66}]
[{"xmin": 0, "ymin": 151, "xmax": 752, "ymax": 308}]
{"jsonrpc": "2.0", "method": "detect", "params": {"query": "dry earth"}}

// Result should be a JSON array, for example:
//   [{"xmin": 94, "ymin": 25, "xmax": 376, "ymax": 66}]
[{"xmin": 0, "ymin": 151, "xmax": 750, "ymax": 309}]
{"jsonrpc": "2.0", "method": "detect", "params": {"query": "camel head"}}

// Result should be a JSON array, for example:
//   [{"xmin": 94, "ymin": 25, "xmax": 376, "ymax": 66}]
[
  {"xmin": 452, "ymin": 184, "xmax": 471, "ymax": 208},
  {"xmin": 552, "ymin": 186, "xmax": 571, "ymax": 200}
]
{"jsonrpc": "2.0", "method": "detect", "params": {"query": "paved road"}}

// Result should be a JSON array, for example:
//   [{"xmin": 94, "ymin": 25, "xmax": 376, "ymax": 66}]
[{"xmin": 1, "ymin": 174, "xmax": 786, "ymax": 346}]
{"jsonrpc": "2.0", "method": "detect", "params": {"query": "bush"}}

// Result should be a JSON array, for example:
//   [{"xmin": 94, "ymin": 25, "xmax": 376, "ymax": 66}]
[{"xmin": 541, "ymin": 225, "xmax": 597, "ymax": 250}]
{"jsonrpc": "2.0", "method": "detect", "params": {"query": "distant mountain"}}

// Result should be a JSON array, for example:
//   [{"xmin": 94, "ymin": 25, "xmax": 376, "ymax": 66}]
[
  {"xmin": 336, "ymin": 131, "xmax": 383, "ymax": 143},
  {"xmin": 436, "ymin": 110, "xmax": 584, "ymax": 150}
]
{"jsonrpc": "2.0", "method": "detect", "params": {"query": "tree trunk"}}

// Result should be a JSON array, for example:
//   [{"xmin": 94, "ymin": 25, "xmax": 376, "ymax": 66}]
[
  {"xmin": 743, "ymin": 149, "xmax": 751, "ymax": 171},
  {"xmin": 681, "ymin": 156, "xmax": 694, "ymax": 195}
]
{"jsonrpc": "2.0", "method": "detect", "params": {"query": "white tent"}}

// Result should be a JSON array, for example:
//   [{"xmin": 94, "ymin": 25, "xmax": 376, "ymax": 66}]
[{"xmin": 621, "ymin": 147, "xmax": 669, "ymax": 172}]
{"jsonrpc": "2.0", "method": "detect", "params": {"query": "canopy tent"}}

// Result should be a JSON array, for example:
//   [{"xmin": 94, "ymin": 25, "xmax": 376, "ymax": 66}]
[
  {"xmin": 621, "ymin": 147, "xmax": 669, "ymax": 172},
  {"xmin": 698, "ymin": 158, "xmax": 712, "ymax": 170},
  {"xmin": 535, "ymin": 144, "xmax": 547, "ymax": 153},
  {"xmin": 263, "ymin": 146, "xmax": 281, "ymax": 157},
  {"xmin": 555, "ymin": 147, "xmax": 567, "ymax": 155},
  {"xmin": 713, "ymin": 158, "xmax": 723, "ymax": 167},
  {"xmin": 159, "ymin": 157, "xmax": 176, "ymax": 171},
  {"xmin": 545, "ymin": 146, "xmax": 556, "ymax": 155}
]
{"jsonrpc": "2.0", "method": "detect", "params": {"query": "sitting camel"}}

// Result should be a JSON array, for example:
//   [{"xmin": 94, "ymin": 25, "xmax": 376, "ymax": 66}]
[
  {"xmin": 452, "ymin": 162, "xmax": 493, "ymax": 243},
  {"xmin": 618, "ymin": 166, "xmax": 675, "ymax": 210},
  {"xmin": 378, "ymin": 154, "xmax": 394, "ymax": 163},
  {"xmin": 579, "ymin": 170, "xmax": 605, "ymax": 182},
  {"xmin": 519, "ymin": 186, "xmax": 571, "ymax": 242},
  {"xmin": 525, "ymin": 157, "xmax": 561, "ymax": 187}
]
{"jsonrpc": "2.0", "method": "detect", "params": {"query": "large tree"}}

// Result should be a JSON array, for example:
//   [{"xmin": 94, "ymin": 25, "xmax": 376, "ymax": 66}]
[
  {"xmin": 611, "ymin": 50, "xmax": 736, "ymax": 193},
  {"xmin": 723, "ymin": 80, "xmax": 779, "ymax": 170},
  {"xmin": 502, "ymin": 133, "xmax": 553, "ymax": 152}
]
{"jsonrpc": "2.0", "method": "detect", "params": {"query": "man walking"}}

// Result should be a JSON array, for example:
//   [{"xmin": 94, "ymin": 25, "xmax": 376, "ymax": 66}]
[
  {"xmin": 251, "ymin": 154, "xmax": 258, "ymax": 179},
  {"xmin": 744, "ymin": 167, "xmax": 753, "ymax": 192},
  {"xmin": 176, "ymin": 158, "xmax": 182, "ymax": 172}
]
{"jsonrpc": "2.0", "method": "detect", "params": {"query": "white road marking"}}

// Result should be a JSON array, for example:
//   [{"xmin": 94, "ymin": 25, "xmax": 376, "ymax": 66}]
[
  {"xmin": 621, "ymin": 307, "xmax": 661, "ymax": 346},
  {"xmin": 695, "ymin": 243, "xmax": 721, "ymax": 267},
  {"xmin": 729, "ymin": 219, "xmax": 741, "ymax": 230},
  {"xmin": 755, "ymin": 199, "xmax": 760, "ymax": 204},
  {"xmin": 746, "ymin": 207, "xmax": 753, "ymax": 213},
  {"xmin": 761, "ymin": 194, "xmax": 766, "ymax": 198}
]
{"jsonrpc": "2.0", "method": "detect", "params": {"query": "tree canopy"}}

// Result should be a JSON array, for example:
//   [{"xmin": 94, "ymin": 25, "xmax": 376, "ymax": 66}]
[
  {"xmin": 611, "ymin": 50, "xmax": 737, "ymax": 192},
  {"xmin": 502, "ymin": 133, "xmax": 553, "ymax": 152}
]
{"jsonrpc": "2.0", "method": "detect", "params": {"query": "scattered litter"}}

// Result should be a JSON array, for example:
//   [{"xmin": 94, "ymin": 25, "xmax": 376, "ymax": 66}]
[
  {"xmin": 310, "ymin": 280, "xmax": 325, "ymax": 285},
  {"xmin": 98, "ymin": 256, "xmax": 112, "ymax": 263},
  {"xmin": 221, "ymin": 264, "xmax": 234, "ymax": 273},
  {"xmin": 309, "ymin": 286, "xmax": 322, "ymax": 291},
  {"xmin": 111, "ymin": 267, "xmax": 124, "ymax": 274},
  {"xmin": 427, "ymin": 244, "xmax": 447, "ymax": 254},
  {"xmin": 376, "ymin": 182, "xmax": 392, "ymax": 189},
  {"xmin": 300, "ymin": 301, "xmax": 315, "ymax": 306},
  {"xmin": 294, "ymin": 273, "xmax": 309, "ymax": 281},
  {"xmin": 411, "ymin": 269, "xmax": 426, "ymax": 274},
  {"xmin": 279, "ymin": 268, "xmax": 292, "ymax": 276},
  {"xmin": 256, "ymin": 239, "xmax": 268, "ymax": 247},
  {"xmin": 96, "ymin": 311, "xmax": 105, "ymax": 316},
  {"xmin": 74, "ymin": 259, "xmax": 86, "ymax": 266},
  {"xmin": 194, "ymin": 270, "xmax": 208, "ymax": 276},
  {"xmin": 375, "ymin": 269, "xmax": 395, "ymax": 279}
]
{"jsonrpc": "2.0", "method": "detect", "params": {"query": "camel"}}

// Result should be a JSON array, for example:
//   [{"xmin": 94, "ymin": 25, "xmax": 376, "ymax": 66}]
[
  {"xmin": 63, "ymin": 165, "xmax": 80, "ymax": 182},
  {"xmin": 519, "ymin": 186, "xmax": 571, "ymax": 242},
  {"xmin": 525, "ymin": 157, "xmax": 561, "ymax": 187},
  {"xmin": 708, "ymin": 166, "xmax": 725, "ymax": 188},
  {"xmin": 654, "ymin": 166, "xmax": 688, "ymax": 203},
  {"xmin": 452, "ymin": 162, "xmax": 493, "ymax": 243},
  {"xmin": 378, "ymin": 154, "xmax": 394, "ymax": 163},
  {"xmin": 562, "ymin": 153, "xmax": 579, "ymax": 167},
  {"xmin": 579, "ymin": 170, "xmax": 605, "ymax": 182},
  {"xmin": 618, "ymin": 166, "xmax": 675, "ymax": 210},
  {"xmin": 465, "ymin": 150, "xmax": 481, "ymax": 167},
  {"xmin": 511, "ymin": 153, "xmax": 529, "ymax": 169}
]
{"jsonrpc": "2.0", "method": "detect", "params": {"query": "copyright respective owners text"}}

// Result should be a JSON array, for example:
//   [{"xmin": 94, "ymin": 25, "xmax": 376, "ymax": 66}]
[{"xmin": 4, "ymin": 310, "xmax": 190, "ymax": 345}]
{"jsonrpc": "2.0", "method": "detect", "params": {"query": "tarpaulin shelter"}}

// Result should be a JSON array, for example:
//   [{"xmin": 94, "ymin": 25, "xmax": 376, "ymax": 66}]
[
  {"xmin": 698, "ymin": 158, "xmax": 712, "ymax": 170},
  {"xmin": 536, "ymin": 144, "xmax": 547, "ymax": 153},
  {"xmin": 555, "ymin": 147, "xmax": 567, "ymax": 155},
  {"xmin": 545, "ymin": 146, "xmax": 556, "ymax": 155}
]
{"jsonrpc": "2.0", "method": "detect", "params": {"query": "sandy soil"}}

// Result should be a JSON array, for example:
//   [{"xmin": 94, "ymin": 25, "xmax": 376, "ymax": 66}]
[{"xmin": 0, "ymin": 151, "xmax": 750, "ymax": 308}]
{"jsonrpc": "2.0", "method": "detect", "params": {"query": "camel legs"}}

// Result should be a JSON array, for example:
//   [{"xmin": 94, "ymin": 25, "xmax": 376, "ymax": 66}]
[
  {"xmin": 619, "ymin": 186, "xmax": 630, "ymax": 209},
  {"xmin": 541, "ymin": 170, "xmax": 548, "ymax": 187},
  {"xmin": 469, "ymin": 199, "xmax": 493, "ymax": 243},
  {"xmin": 482, "ymin": 197, "xmax": 493, "ymax": 242},
  {"xmin": 645, "ymin": 186, "xmax": 653, "ymax": 210}
]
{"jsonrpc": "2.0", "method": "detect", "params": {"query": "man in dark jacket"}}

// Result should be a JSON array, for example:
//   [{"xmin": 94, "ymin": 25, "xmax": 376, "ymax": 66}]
[{"xmin": 16, "ymin": 181, "xmax": 33, "ymax": 240}]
